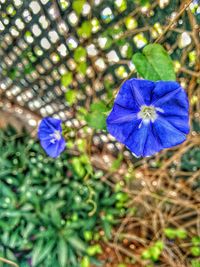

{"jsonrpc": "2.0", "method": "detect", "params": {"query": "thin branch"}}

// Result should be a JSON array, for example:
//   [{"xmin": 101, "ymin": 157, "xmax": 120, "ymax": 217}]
[
  {"xmin": 155, "ymin": 0, "xmax": 193, "ymax": 43},
  {"xmin": 0, "ymin": 258, "xmax": 19, "ymax": 267}
]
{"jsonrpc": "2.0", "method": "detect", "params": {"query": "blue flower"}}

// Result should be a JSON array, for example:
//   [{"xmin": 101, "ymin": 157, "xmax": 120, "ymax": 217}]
[
  {"xmin": 106, "ymin": 79, "xmax": 189, "ymax": 157},
  {"xmin": 38, "ymin": 117, "xmax": 66, "ymax": 158}
]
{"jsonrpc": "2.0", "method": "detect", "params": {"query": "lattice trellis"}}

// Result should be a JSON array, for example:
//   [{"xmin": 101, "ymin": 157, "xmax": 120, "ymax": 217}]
[{"xmin": 0, "ymin": 0, "xmax": 199, "ymax": 148}]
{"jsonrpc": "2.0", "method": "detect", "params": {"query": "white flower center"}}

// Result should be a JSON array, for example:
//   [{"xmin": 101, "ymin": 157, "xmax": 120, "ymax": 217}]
[
  {"xmin": 49, "ymin": 130, "xmax": 61, "ymax": 144},
  {"xmin": 137, "ymin": 105, "xmax": 164, "ymax": 125}
]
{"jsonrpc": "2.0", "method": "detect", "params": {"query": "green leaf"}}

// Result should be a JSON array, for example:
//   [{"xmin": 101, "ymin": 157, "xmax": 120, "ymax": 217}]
[
  {"xmin": 154, "ymin": 241, "xmax": 164, "ymax": 250},
  {"xmin": 65, "ymin": 90, "xmax": 77, "ymax": 106},
  {"xmin": 115, "ymin": 0, "xmax": 127, "ymax": 12},
  {"xmin": 191, "ymin": 246, "xmax": 200, "ymax": 257},
  {"xmin": 110, "ymin": 153, "xmax": 123, "ymax": 172},
  {"xmin": 150, "ymin": 246, "xmax": 162, "ymax": 261},
  {"xmin": 164, "ymin": 228, "xmax": 176, "ymax": 239},
  {"xmin": 8, "ymin": 67, "xmax": 18, "ymax": 80},
  {"xmin": 132, "ymin": 53, "xmax": 160, "ymax": 81},
  {"xmin": 31, "ymin": 240, "xmax": 44, "ymax": 266},
  {"xmin": 102, "ymin": 219, "xmax": 112, "ymax": 239},
  {"xmin": 50, "ymin": 205, "xmax": 62, "ymax": 227},
  {"xmin": 192, "ymin": 237, "xmax": 200, "ymax": 246},
  {"xmin": 85, "ymin": 101, "xmax": 110, "ymax": 130},
  {"xmin": 72, "ymin": 0, "xmax": 86, "ymax": 15},
  {"xmin": 58, "ymin": 238, "xmax": 68, "ymax": 267},
  {"xmin": 132, "ymin": 44, "xmax": 176, "ymax": 81},
  {"xmin": 68, "ymin": 236, "xmax": 87, "ymax": 252},
  {"xmin": 71, "ymin": 157, "xmax": 85, "ymax": 177},
  {"xmin": 77, "ymin": 61, "xmax": 87, "ymax": 75},
  {"xmin": 74, "ymin": 46, "xmax": 87, "ymax": 63},
  {"xmin": 141, "ymin": 249, "xmax": 151, "ymax": 260},
  {"xmin": 81, "ymin": 256, "xmax": 90, "ymax": 267},
  {"xmin": 140, "ymin": 0, "xmax": 150, "ymax": 6},
  {"xmin": 191, "ymin": 260, "xmax": 200, "ymax": 267},
  {"xmin": 83, "ymin": 230, "xmax": 93, "ymax": 241},
  {"xmin": 86, "ymin": 244, "xmax": 102, "ymax": 256},
  {"xmin": 77, "ymin": 21, "xmax": 92, "ymax": 39},
  {"xmin": 61, "ymin": 72, "xmax": 73, "ymax": 87},
  {"xmin": 176, "ymin": 229, "xmax": 187, "ymax": 239},
  {"xmin": 141, "ymin": 241, "xmax": 163, "ymax": 262},
  {"xmin": 32, "ymin": 240, "xmax": 55, "ymax": 266}
]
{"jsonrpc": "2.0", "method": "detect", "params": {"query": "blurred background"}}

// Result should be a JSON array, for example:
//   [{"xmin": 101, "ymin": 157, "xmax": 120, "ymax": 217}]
[{"xmin": 0, "ymin": 0, "xmax": 200, "ymax": 266}]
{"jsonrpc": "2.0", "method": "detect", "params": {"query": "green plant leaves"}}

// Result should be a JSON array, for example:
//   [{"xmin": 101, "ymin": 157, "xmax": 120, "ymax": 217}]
[
  {"xmin": 132, "ymin": 44, "xmax": 176, "ymax": 81},
  {"xmin": 68, "ymin": 236, "xmax": 87, "ymax": 252},
  {"xmin": 72, "ymin": 0, "xmax": 86, "ymax": 15},
  {"xmin": 65, "ymin": 90, "xmax": 77, "ymax": 106},
  {"xmin": 141, "ymin": 241, "xmax": 164, "ymax": 262},
  {"xmin": 78, "ymin": 21, "xmax": 92, "ymax": 39},
  {"xmin": 191, "ymin": 236, "xmax": 200, "ymax": 256},
  {"xmin": 61, "ymin": 72, "xmax": 73, "ymax": 87},
  {"xmin": 74, "ymin": 47, "xmax": 87, "ymax": 63},
  {"xmin": 164, "ymin": 228, "xmax": 187, "ymax": 239},
  {"xmin": 81, "ymin": 256, "xmax": 90, "ymax": 267},
  {"xmin": 0, "ymin": 126, "xmax": 128, "ymax": 267},
  {"xmin": 191, "ymin": 260, "xmax": 200, "ymax": 267},
  {"xmin": 58, "ymin": 238, "xmax": 68, "ymax": 267},
  {"xmin": 32, "ymin": 240, "xmax": 55, "ymax": 266},
  {"xmin": 85, "ymin": 101, "xmax": 110, "ymax": 130}
]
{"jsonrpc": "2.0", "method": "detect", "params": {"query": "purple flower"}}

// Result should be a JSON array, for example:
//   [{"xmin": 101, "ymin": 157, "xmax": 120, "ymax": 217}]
[
  {"xmin": 106, "ymin": 79, "xmax": 189, "ymax": 157},
  {"xmin": 38, "ymin": 117, "xmax": 66, "ymax": 158}
]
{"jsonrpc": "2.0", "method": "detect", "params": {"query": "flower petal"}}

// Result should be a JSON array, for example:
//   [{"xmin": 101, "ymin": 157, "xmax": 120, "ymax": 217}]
[
  {"xmin": 114, "ymin": 79, "xmax": 155, "ymax": 111},
  {"xmin": 129, "ymin": 78, "xmax": 155, "ymax": 106},
  {"xmin": 40, "ymin": 138, "xmax": 66, "ymax": 158},
  {"xmin": 125, "ymin": 122, "xmax": 149, "ymax": 157},
  {"xmin": 154, "ymin": 88, "xmax": 189, "ymax": 116},
  {"xmin": 153, "ymin": 85, "xmax": 190, "ymax": 134},
  {"xmin": 154, "ymin": 117, "xmax": 187, "ymax": 149},
  {"xmin": 143, "ymin": 123, "xmax": 163, "ymax": 157},
  {"xmin": 107, "ymin": 118, "xmax": 141, "ymax": 144},
  {"xmin": 152, "ymin": 81, "xmax": 181, "ymax": 106},
  {"xmin": 107, "ymin": 104, "xmax": 138, "ymax": 124},
  {"xmin": 38, "ymin": 117, "xmax": 62, "ymax": 140},
  {"xmin": 159, "ymin": 115, "xmax": 189, "ymax": 134}
]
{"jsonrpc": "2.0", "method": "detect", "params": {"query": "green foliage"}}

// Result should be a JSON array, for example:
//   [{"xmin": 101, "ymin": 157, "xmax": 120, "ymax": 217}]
[
  {"xmin": 85, "ymin": 101, "xmax": 110, "ymax": 130},
  {"xmin": 86, "ymin": 244, "xmax": 102, "ymax": 256},
  {"xmin": 81, "ymin": 256, "xmax": 90, "ymax": 267},
  {"xmin": 115, "ymin": 0, "xmax": 127, "ymax": 12},
  {"xmin": 0, "ymin": 126, "xmax": 127, "ymax": 267},
  {"xmin": 164, "ymin": 228, "xmax": 187, "ymax": 239},
  {"xmin": 181, "ymin": 147, "xmax": 200, "ymax": 172},
  {"xmin": 77, "ymin": 21, "xmax": 92, "ymax": 39},
  {"xmin": 139, "ymin": 0, "xmax": 150, "ymax": 6},
  {"xmin": 141, "ymin": 241, "xmax": 164, "ymax": 262},
  {"xmin": 191, "ymin": 260, "xmax": 200, "ymax": 267},
  {"xmin": 191, "ymin": 237, "xmax": 200, "ymax": 257},
  {"xmin": 72, "ymin": 0, "xmax": 86, "ymax": 15},
  {"xmin": 8, "ymin": 67, "xmax": 19, "ymax": 80},
  {"xmin": 77, "ymin": 62, "xmax": 88, "ymax": 75},
  {"xmin": 124, "ymin": 17, "xmax": 138, "ymax": 30},
  {"xmin": 74, "ymin": 46, "xmax": 87, "ymax": 63},
  {"xmin": 65, "ymin": 90, "xmax": 78, "ymax": 106},
  {"xmin": 110, "ymin": 153, "xmax": 123, "ymax": 172},
  {"xmin": 61, "ymin": 72, "xmax": 73, "ymax": 87},
  {"xmin": 73, "ymin": 46, "xmax": 88, "ymax": 75},
  {"xmin": 132, "ymin": 44, "xmax": 176, "ymax": 81},
  {"xmin": 24, "ymin": 62, "xmax": 35, "ymax": 74}
]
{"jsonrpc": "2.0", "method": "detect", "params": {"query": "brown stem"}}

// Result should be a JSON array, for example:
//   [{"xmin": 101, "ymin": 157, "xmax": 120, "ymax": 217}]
[{"xmin": 0, "ymin": 258, "xmax": 19, "ymax": 267}]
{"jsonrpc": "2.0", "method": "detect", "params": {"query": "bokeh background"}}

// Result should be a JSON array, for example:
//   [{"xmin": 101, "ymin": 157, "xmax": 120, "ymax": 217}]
[{"xmin": 0, "ymin": 0, "xmax": 200, "ymax": 266}]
